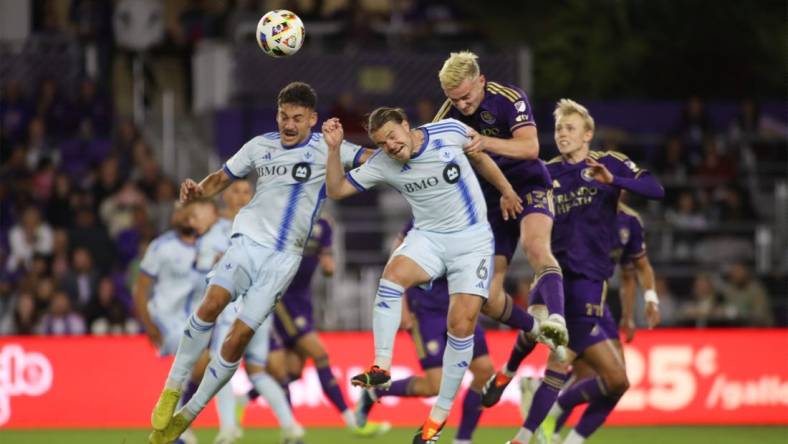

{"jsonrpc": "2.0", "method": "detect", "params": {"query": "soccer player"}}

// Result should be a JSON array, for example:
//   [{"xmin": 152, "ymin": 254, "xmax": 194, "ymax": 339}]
[
  {"xmin": 189, "ymin": 194, "xmax": 305, "ymax": 444},
  {"xmin": 148, "ymin": 82, "xmax": 371, "ymax": 444},
  {"xmin": 133, "ymin": 204, "xmax": 200, "ymax": 444},
  {"xmin": 238, "ymin": 215, "xmax": 389, "ymax": 436},
  {"xmin": 503, "ymin": 99, "xmax": 664, "ymax": 444},
  {"xmin": 354, "ymin": 222, "xmax": 495, "ymax": 444},
  {"xmin": 323, "ymin": 108, "xmax": 523, "ymax": 443},
  {"xmin": 434, "ymin": 51, "xmax": 568, "ymax": 402},
  {"xmin": 534, "ymin": 201, "xmax": 661, "ymax": 444}
]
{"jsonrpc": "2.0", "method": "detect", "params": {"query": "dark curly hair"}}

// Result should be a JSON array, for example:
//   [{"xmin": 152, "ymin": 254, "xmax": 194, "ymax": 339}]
[{"xmin": 277, "ymin": 82, "xmax": 317, "ymax": 109}]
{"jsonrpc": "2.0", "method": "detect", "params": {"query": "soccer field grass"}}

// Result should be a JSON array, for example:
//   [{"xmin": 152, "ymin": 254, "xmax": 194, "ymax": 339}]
[{"xmin": 0, "ymin": 426, "xmax": 785, "ymax": 444}]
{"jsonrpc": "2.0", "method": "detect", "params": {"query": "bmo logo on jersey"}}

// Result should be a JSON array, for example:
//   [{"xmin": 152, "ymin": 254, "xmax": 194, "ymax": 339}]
[
  {"xmin": 403, "ymin": 177, "xmax": 439, "ymax": 193},
  {"xmin": 443, "ymin": 163, "xmax": 461, "ymax": 184},
  {"xmin": 292, "ymin": 162, "xmax": 312, "ymax": 183}
]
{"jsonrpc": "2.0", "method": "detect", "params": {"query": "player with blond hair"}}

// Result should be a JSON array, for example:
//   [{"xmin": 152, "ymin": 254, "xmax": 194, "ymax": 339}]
[{"xmin": 435, "ymin": 50, "xmax": 569, "ymax": 412}]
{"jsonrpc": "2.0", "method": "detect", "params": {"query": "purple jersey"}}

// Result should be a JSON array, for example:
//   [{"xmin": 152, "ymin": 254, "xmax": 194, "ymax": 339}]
[
  {"xmin": 283, "ymin": 218, "xmax": 332, "ymax": 298},
  {"xmin": 434, "ymin": 81, "xmax": 552, "ymax": 206},
  {"xmin": 612, "ymin": 204, "xmax": 646, "ymax": 267},
  {"xmin": 547, "ymin": 150, "xmax": 647, "ymax": 281}
]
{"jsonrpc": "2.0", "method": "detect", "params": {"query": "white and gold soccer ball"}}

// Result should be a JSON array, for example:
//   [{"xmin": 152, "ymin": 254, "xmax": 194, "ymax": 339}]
[{"xmin": 256, "ymin": 10, "xmax": 305, "ymax": 58}]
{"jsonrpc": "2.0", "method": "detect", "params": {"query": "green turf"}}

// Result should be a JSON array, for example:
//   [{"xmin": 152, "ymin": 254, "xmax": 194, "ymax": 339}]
[{"xmin": 0, "ymin": 426, "xmax": 785, "ymax": 444}]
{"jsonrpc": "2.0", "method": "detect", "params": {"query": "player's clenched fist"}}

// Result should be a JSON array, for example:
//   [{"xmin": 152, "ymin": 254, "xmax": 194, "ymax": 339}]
[
  {"xmin": 322, "ymin": 117, "xmax": 344, "ymax": 150},
  {"xmin": 179, "ymin": 178, "xmax": 203, "ymax": 203}
]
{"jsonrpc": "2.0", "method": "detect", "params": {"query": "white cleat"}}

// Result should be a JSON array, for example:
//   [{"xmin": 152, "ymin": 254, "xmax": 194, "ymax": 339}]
[{"xmin": 213, "ymin": 427, "xmax": 243, "ymax": 444}]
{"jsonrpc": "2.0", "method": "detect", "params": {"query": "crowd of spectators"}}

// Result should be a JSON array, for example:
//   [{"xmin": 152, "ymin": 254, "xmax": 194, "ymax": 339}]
[{"xmin": 1, "ymin": 1, "xmax": 784, "ymax": 335}]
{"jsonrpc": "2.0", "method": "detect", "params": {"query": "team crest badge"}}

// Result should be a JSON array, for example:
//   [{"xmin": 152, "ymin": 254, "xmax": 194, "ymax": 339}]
[
  {"xmin": 581, "ymin": 168, "xmax": 594, "ymax": 182},
  {"xmin": 302, "ymin": 150, "xmax": 314, "ymax": 162},
  {"xmin": 619, "ymin": 228, "xmax": 630, "ymax": 245},
  {"xmin": 480, "ymin": 111, "xmax": 495, "ymax": 124}
]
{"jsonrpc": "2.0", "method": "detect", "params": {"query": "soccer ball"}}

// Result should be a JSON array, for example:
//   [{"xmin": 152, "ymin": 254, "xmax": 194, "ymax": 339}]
[{"xmin": 256, "ymin": 10, "xmax": 305, "ymax": 58}]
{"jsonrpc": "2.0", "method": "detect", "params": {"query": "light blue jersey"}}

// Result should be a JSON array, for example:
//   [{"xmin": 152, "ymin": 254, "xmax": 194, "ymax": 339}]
[
  {"xmin": 347, "ymin": 119, "xmax": 487, "ymax": 233},
  {"xmin": 223, "ymin": 132, "xmax": 363, "ymax": 254},
  {"xmin": 195, "ymin": 217, "xmax": 232, "ymax": 274},
  {"xmin": 139, "ymin": 231, "xmax": 198, "ymax": 321}
]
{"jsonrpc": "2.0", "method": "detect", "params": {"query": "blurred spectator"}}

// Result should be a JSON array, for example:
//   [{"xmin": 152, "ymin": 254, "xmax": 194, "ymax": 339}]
[
  {"xmin": 60, "ymin": 247, "xmax": 99, "ymax": 312},
  {"xmin": 70, "ymin": 78, "xmax": 112, "ymax": 137},
  {"xmin": 135, "ymin": 159, "xmax": 162, "ymax": 200},
  {"xmin": 0, "ymin": 79, "xmax": 32, "ymax": 149},
  {"xmin": 0, "ymin": 277, "xmax": 15, "ymax": 334},
  {"xmin": 712, "ymin": 185, "xmax": 756, "ymax": 223},
  {"xmin": 59, "ymin": 119, "xmax": 112, "ymax": 179},
  {"xmin": 729, "ymin": 97, "xmax": 788, "ymax": 142},
  {"xmin": 719, "ymin": 262, "xmax": 774, "ymax": 327},
  {"xmin": 25, "ymin": 117, "xmax": 59, "ymax": 170},
  {"xmin": 151, "ymin": 180, "xmax": 178, "ymax": 234},
  {"xmin": 31, "ymin": 158, "xmax": 56, "ymax": 203},
  {"xmin": 92, "ymin": 157, "xmax": 123, "ymax": 205},
  {"xmin": 6, "ymin": 206, "xmax": 54, "ymax": 273},
  {"xmin": 33, "ymin": 276, "xmax": 56, "ymax": 314},
  {"xmin": 115, "ymin": 204, "xmax": 154, "ymax": 267},
  {"xmin": 85, "ymin": 276, "xmax": 137, "ymax": 335},
  {"xmin": 36, "ymin": 290, "xmax": 86, "ymax": 335},
  {"xmin": 99, "ymin": 180, "xmax": 148, "ymax": 237},
  {"xmin": 676, "ymin": 272, "xmax": 725, "ymax": 328},
  {"xmin": 112, "ymin": 117, "xmax": 140, "ymax": 171},
  {"xmin": 17, "ymin": 253, "xmax": 52, "ymax": 295},
  {"xmin": 13, "ymin": 292, "xmax": 39, "ymax": 335},
  {"xmin": 50, "ymin": 228, "xmax": 70, "ymax": 279},
  {"xmin": 692, "ymin": 137, "xmax": 737, "ymax": 183},
  {"xmin": 34, "ymin": 78, "xmax": 69, "ymax": 138},
  {"xmin": 674, "ymin": 95, "xmax": 714, "ymax": 163},
  {"xmin": 329, "ymin": 92, "xmax": 366, "ymax": 139},
  {"xmin": 665, "ymin": 190, "xmax": 708, "ymax": 230},
  {"xmin": 414, "ymin": 97, "xmax": 437, "ymax": 125},
  {"xmin": 46, "ymin": 173, "xmax": 74, "ymax": 228},
  {"xmin": 655, "ymin": 136, "xmax": 690, "ymax": 181},
  {"xmin": 68, "ymin": 205, "xmax": 116, "ymax": 274}
]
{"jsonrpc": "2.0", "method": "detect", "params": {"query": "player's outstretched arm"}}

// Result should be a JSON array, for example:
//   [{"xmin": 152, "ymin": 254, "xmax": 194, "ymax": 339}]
[
  {"xmin": 323, "ymin": 118, "xmax": 361, "ymax": 199},
  {"xmin": 180, "ymin": 168, "xmax": 234, "ymax": 203},
  {"xmin": 586, "ymin": 158, "xmax": 665, "ymax": 199},
  {"xmin": 633, "ymin": 255, "xmax": 661, "ymax": 328},
  {"xmin": 467, "ymin": 152, "xmax": 523, "ymax": 220},
  {"xmin": 470, "ymin": 124, "xmax": 539, "ymax": 160},
  {"xmin": 132, "ymin": 272, "xmax": 161, "ymax": 347},
  {"xmin": 619, "ymin": 266, "xmax": 638, "ymax": 342}
]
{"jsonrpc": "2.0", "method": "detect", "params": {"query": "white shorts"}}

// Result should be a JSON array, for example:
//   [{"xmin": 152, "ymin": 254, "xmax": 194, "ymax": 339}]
[
  {"xmin": 208, "ymin": 234, "xmax": 301, "ymax": 330},
  {"xmin": 392, "ymin": 223, "xmax": 494, "ymax": 298},
  {"xmin": 211, "ymin": 301, "xmax": 273, "ymax": 366},
  {"xmin": 151, "ymin": 311, "xmax": 189, "ymax": 357}
]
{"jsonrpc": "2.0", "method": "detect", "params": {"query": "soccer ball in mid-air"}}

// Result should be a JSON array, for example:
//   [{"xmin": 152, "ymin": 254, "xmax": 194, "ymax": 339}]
[{"xmin": 256, "ymin": 10, "xmax": 305, "ymax": 57}]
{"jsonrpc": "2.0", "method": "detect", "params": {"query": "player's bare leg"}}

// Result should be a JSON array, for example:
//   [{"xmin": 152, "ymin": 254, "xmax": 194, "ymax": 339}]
[
  {"xmin": 414, "ymin": 293, "xmax": 482, "ymax": 444},
  {"xmin": 352, "ymin": 255, "xmax": 430, "ymax": 389},
  {"xmin": 151, "ymin": 285, "xmax": 231, "ymax": 431}
]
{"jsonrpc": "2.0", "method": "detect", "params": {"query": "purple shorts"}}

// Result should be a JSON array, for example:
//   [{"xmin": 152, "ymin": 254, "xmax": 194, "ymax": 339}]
[
  {"xmin": 599, "ymin": 304, "xmax": 620, "ymax": 342},
  {"xmin": 268, "ymin": 325, "xmax": 285, "ymax": 352},
  {"xmin": 409, "ymin": 310, "xmax": 489, "ymax": 370},
  {"xmin": 272, "ymin": 297, "xmax": 314, "ymax": 349},
  {"xmin": 563, "ymin": 274, "xmax": 615, "ymax": 355},
  {"xmin": 488, "ymin": 184, "xmax": 554, "ymax": 262}
]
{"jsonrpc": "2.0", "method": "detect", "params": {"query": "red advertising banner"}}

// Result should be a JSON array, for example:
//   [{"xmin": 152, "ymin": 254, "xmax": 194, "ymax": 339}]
[{"xmin": 0, "ymin": 329, "xmax": 786, "ymax": 429}]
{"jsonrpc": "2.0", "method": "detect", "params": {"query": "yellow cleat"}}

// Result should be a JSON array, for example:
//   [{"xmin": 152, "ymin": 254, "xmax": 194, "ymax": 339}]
[
  {"xmin": 151, "ymin": 388, "xmax": 182, "ymax": 430},
  {"xmin": 353, "ymin": 420, "xmax": 392, "ymax": 438},
  {"xmin": 153, "ymin": 411, "xmax": 192, "ymax": 444}
]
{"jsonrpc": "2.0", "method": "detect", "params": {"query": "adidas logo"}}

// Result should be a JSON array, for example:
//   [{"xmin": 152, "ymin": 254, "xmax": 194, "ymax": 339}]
[
  {"xmin": 184, "ymin": 329, "xmax": 192, "ymax": 338},
  {"xmin": 456, "ymin": 361, "xmax": 469, "ymax": 368},
  {"xmin": 377, "ymin": 301, "xmax": 390, "ymax": 309},
  {"xmin": 475, "ymin": 281, "xmax": 485, "ymax": 289},
  {"xmin": 401, "ymin": 163, "xmax": 411, "ymax": 172},
  {"xmin": 210, "ymin": 367, "xmax": 218, "ymax": 378},
  {"xmin": 262, "ymin": 152, "xmax": 272, "ymax": 160}
]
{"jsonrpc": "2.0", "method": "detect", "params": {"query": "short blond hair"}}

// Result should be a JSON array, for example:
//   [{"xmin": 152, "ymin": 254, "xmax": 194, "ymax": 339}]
[
  {"xmin": 553, "ymin": 98, "xmax": 595, "ymax": 132},
  {"xmin": 438, "ymin": 51, "xmax": 480, "ymax": 90}
]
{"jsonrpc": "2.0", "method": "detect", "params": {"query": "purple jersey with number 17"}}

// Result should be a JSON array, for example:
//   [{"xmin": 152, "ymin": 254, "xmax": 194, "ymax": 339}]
[{"xmin": 434, "ymin": 81, "xmax": 553, "ymax": 261}]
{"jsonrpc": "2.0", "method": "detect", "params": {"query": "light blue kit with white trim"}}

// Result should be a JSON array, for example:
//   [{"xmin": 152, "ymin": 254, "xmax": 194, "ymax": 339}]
[
  {"xmin": 210, "ymin": 132, "xmax": 363, "ymax": 329},
  {"xmin": 348, "ymin": 119, "xmax": 494, "ymax": 297}
]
